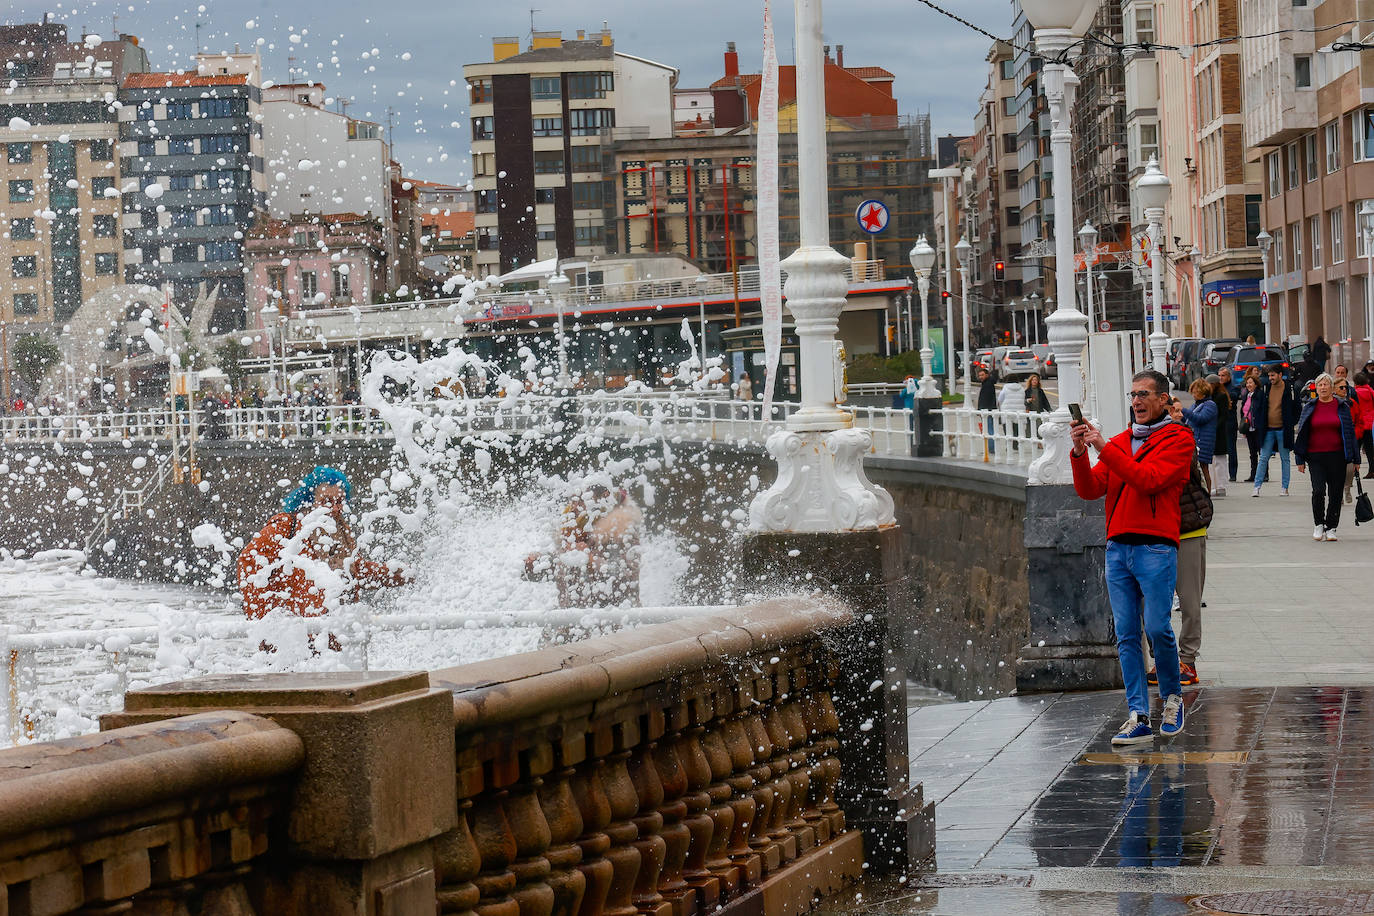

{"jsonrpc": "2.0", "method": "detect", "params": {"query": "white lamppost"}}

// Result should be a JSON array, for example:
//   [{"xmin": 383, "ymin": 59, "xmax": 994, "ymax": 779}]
[
  {"xmin": 1027, "ymin": 292, "xmax": 1042, "ymax": 348},
  {"xmin": 931, "ymin": 166, "xmax": 962, "ymax": 390},
  {"xmin": 1079, "ymin": 221, "xmax": 1098, "ymax": 334},
  {"xmin": 910, "ymin": 235, "xmax": 940, "ymax": 398},
  {"xmin": 904, "ymin": 290, "xmax": 915, "ymax": 354},
  {"xmin": 1256, "ymin": 228, "xmax": 1272, "ymax": 344},
  {"xmin": 548, "ymin": 271, "xmax": 571, "ymax": 389},
  {"xmin": 1136, "ymin": 155, "xmax": 1171, "ymax": 373},
  {"xmin": 956, "ymin": 235, "xmax": 972, "ymax": 404},
  {"xmin": 748, "ymin": 0, "xmax": 894, "ymax": 533},
  {"xmin": 1022, "ymin": 0, "xmax": 1098, "ymax": 484},
  {"xmin": 1009, "ymin": 297, "xmax": 1020, "ymax": 345},
  {"xmin": 695, "ymin": 273, "xmax": 710, "ymax": 382},
  {"xmin": 1360, "ymin": 202, "xmax": 1374, "ymax": 354}
]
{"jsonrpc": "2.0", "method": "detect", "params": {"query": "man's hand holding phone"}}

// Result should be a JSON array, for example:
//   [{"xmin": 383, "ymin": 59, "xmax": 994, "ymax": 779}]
[{"xmin": 1068, "ymin": 403, "xmax": 1106, "ymax": 455}]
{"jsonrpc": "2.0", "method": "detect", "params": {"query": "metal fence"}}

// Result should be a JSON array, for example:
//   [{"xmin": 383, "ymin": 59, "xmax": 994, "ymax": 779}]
[{"xmin": 933, "ymin": 407, "xmax": 1045, "ymax": 472}]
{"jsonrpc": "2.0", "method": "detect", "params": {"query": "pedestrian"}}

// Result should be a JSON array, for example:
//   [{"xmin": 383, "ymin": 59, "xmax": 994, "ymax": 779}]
[
  {"xmin": 1238, "ymin": 374, "xmax": 1263, "ymax": 481},
  {"xmin": 1182, "ymin": 378, "xmax": 1219, "ymax": 495},
  {"xmin": 1312, "ymin": 335, "xmax": 1332, "ymax": 369},
  {"xmin": 1220, "ymin": 367, "xmax": 1241, "ymax": 483},
  {"xmin": 1354, "ymin": 371, "xmax": 1374, "ymax": 474},
  {"xmin": 1253, "ymin": 365, "xmax": 1297, "ymax": 497},
  {"xmin": 1335, "ymin": 364, "xmax": 1349, "ymax": 383},
  {"xmin": 1335, "ymin": 377, "xmax": 1362, "ymax": 505},
  {"xmin": 977, "ymin": 366, "xmax": 997, "ymax": 455},
  {"xmin": 1071, "ymin": 368, "xmax": 1193, "ymax": 745},
  {"xmin": 1208, "ymin": 374, "xmax": 1231, "ymax": 495},
  {"xmin": 1294, "ymin": 373, "xmax": 1360, "ymax": 541},
  {"xmin": 1152, "ymin": 392, "xmax": 1208, "ymax": 688},
  {"xmin": 1024, "ymin": 372, "xmax": 1052, "ymax": 412}
]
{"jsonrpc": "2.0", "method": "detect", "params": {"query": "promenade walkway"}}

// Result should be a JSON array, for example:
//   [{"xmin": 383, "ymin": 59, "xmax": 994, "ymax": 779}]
[{"xmin": 828, "ymin": 459, "xmax": 1374, "ymax": 912}]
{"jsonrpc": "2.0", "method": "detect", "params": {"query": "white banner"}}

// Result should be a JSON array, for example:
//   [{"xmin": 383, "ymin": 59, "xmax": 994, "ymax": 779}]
[{"xmin": 758, "ymin": 0, "xmax": 782, "ymax": 412}]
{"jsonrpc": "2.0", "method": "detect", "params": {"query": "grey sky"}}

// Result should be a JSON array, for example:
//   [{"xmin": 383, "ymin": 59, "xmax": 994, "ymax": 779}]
[{"xmin": 9, "ymin": 0, "xmax": 1009, "ymax": 179}]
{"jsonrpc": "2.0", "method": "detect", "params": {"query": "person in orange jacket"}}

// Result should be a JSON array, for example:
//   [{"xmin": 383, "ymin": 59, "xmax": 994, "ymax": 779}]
[{"xmin": 238, "ymin": 466, "xmax": 410, "ymax": 648}]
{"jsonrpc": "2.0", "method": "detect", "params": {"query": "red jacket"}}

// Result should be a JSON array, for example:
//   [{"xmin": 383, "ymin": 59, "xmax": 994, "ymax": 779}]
[
  {"xmin": 1071, "ymin": 422, "xmax": 1196, "ymax": 546},
  {"xmin": 1355, "ymin": 384, "xmax": 1374, "ymax": 436}
]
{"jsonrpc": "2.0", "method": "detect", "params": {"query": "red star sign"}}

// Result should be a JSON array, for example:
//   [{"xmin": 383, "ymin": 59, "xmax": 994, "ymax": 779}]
[{"xmin": 860, "ymin": 202, "xmax": 886, "ymax": 232}]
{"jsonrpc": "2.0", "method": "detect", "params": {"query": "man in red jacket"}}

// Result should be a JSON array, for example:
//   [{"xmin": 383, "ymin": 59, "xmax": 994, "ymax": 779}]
[{"xmin": 1070, "ymin": 369, "xmax": 1195, "ymax": 746}]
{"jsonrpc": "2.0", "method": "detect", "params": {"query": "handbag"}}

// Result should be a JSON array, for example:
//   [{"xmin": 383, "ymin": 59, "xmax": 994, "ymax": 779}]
[
  {"xmin": 1179, "ymin": 458, "xmax": 1214, "ymax": 533},
  {"xmin": 1356, "ymin": 473, "xmax": 1374, "ymax": 526}
]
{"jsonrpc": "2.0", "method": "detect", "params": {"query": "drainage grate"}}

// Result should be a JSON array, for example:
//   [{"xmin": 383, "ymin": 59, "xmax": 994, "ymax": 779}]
[
  {"xmin": 1194, "ymin": 891, "xmax": 1374, "ymax": 915},
  {"xmin": 913, "ymin": 873, "xmax": 1033, "ymax": 889}
]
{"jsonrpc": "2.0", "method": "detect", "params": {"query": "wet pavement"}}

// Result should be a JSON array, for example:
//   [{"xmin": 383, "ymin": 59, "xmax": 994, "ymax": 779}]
[{"xmin": 829, "ymin": 686, "xmax": 1374, "ymax": 914}]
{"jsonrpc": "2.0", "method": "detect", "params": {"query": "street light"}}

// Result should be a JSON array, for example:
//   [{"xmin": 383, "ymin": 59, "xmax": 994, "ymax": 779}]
[
  {"xmin": 695, "ymin": 273, "xmax": 711, "ymax": 383},
  {"xmin": 1360, "ymin": 202, "xmax": 1374, "ymax": 354},
  {"xmin": 1009, "ymin": 296, "xmax": 1020, "ymax": 345},
  {"xmin": 909, "ymin": 235, "xmax": 940, "ymax": 398},
  {"xmin": 955, "ymin": 235, "xmax": 972, "ymax": 404},
  {"xmin": 1136, "ymin": 155, "xmax": 1172, "ymax": 373},
  {"xmin": 1021, "ymin": 0, "xmax": 1098, "ymax": 484},
  {"xmin": 931, "ymin": 165, "xmax": 963, "ymax": 391},
  {"xmin": 548, "ymin": 272, "xmax": 571, "ymax": 390},
  {"xmin": 1079, "ymin": 221, "xmax": 1098, "ymax": 334},
  {"xmin": 1256, "ymin": 228, "xmax": 1273, "ymax": 345}
]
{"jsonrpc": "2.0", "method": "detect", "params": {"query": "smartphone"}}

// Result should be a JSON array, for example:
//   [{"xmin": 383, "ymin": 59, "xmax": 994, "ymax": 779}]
[{"xmin": 1068, "ymin": 402, "xmax": 1084, "ymax": 424}]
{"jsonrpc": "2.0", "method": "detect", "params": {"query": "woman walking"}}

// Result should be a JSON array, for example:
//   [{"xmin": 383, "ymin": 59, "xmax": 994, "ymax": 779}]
[
  {"xmin": 1294, "ymin": 373, "xmax": 1360, "ymax": 541},
  {"xmin": 1354, "ymin": 371, "xmax": 1374, "ymax": 474},
  {"xmin": 1336, "ymin": 377, "xmax": 1363, "ymax": 504},
  {"xmin": 1238, "ymin": 374, "xmax": 1263, "ymax": 481},
  {"xmin": 1208, "ymin": 374, "xmax": 1231, "ymax": 496},
  {"xmin": 1024, "ymin": 372, "xmax": 1052, "ymax": 412},
  {"xmin": 1183, "ymin": 378, "xmax": 1220, "ymax": 494}
]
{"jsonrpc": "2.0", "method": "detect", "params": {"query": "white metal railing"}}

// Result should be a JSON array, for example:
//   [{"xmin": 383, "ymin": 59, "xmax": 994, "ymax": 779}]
[
  {"xmin": 933, "ymin": 407, "xmax": 1045, "ymax": 473},
  {"xmin": 0, "ymin": 605, "xmax": 732, "ymax": 745}
]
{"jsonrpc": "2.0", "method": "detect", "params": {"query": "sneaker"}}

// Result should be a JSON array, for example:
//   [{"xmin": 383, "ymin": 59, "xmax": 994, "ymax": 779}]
[
  {"xmin": 1314, "ymin": 525, "xmax": 1326, "ymax": 541},
  {"xmin": 1147, "ymin": 667, "xmax": 1158, "ymax": 686},
  {"xmin": 1252, "ymin": 487, "xmax": 1261, "ymax": 497},
  {"xmin": 1159, "ymin": 695, "xmax": 1186, "ymax": 738},
  {"xmin": 1325, "ymin": 528, "xmax": 1339, "ymax": 542},
  {"xmin": 1281, "ymin": 488, "xmax": 1290, "ymax": 496},
  {"xmin": 1112, "ymin": 712, "xmax": 1154, "ymax": 746},
  {"xmin": 1179, "ymin": 662, "xmax": 1199, "ymax": 686}
]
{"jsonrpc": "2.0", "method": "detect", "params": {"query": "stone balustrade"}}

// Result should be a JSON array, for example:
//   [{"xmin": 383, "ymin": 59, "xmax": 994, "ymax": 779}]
[{"xmin": 0, "ymin": 596, "xmax": 918, "ymax": 916}]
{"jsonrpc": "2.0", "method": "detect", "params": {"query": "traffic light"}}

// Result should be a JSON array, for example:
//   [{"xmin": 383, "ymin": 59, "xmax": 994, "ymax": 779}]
[
  {"xmin": 994, "ymin": 260, "xmax": 1005, "ymax": 281},
  {"xmin": 941, "ymin": 290, "xmax": 951, "ymax": 301}
]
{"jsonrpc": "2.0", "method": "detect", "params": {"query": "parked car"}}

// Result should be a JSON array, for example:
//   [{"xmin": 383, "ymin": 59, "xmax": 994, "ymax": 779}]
[
  {"xmin": 972, "ymin": 348, "xmax": 996, "ymax": 375},
  {"xmin": 999, "ymin": 348, "xmax": 1041, "ymax": 380},
  {"xmin": 1031, "ymin": 344, "xmax": 1057, "ymax": 378},
  {"xmin": 1183, "ymin": 338, "xmax": 1243, "ymax": 386},
  {"xmin": 1171, "ymin": 339, "xmax": 1207, "ymax": 390},
  {"xmin": 1167, "ymin": 338, "xmax": 1200, "ymax": 387},
  {"xmin": 1224, "ymin": 345, "xmax": 1290, "ymax": 379}
]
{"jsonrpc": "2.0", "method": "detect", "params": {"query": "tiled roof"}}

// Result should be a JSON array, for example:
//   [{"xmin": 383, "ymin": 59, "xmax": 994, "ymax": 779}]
[{"xmin": 123, "ymin": 71, "xmax": 248, "ymax": 89}]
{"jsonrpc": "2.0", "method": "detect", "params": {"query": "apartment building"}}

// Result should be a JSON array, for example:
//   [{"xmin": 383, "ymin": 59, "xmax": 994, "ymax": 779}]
[
  {"xmin": 463, "ymin": 28, "xmax": 678, "ymax": 277},
  {"xmin": 0, "ymin": 23, "xmax": 148, "ymax": 328},
  {"xmin": 1010, "ymin": 3, "xmax": 1053, "ymax": 304},
  {"xmin": 1246, "ymin": 0, "xmax": 1374, "ymax": 355},
  {"xmin": 971, "ymin": 40, "xmax": 1025, "ymax": 329},
  {"xmin": 118, "ymin": 52, "xmax": 265, "ymax": 331}
]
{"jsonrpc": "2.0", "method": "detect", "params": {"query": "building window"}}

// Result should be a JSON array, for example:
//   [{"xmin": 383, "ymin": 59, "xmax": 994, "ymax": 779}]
[
  {"xmin": 1355, "ymin": 109, "xmax": 1374, "ymax": 163},
  {"xmin": 137, "ymin": 104, "xmax": 156, "ymax": 121},
  {"xmin": 202, "ymin": 135, "xmax": 238, "ymax": 153},
  {"xmin": 169, "ymin": 175, "xmax": 193, "ymax": 191},
  {"xmin": 1291, "ymin": 221, "xmax": 1303, "ymax": 270},
  {"xmin": 1295, "ymin": 55, "xmax": 1312, "ymax": 89},
  {"xmin": 1005, "ymin": 206, "xmax": 1021, "ymax": 226},
  {"xmin": 567, "ymin": 71, "xmax": 614, "ymax": 99},
  {"xmin": 94, "ymin": 252, "xmax": 118, "ymax": 275},
  {"xmin": 536, "ymin": 224, "xmax": 556, "ymax": 241},
  {"xmin": 92, "ymin": 177, "xmax": 115, "ymax": 197},
  {"xmin": 170, "ymin": 209, "xmax": 196, "ymax": 228},
  {"xmin": 471, "ymin": 116, "xmax": 494, "ymax": 140},
  {"xmin": 299, "ymin": 270, "xmax": 318, "ymax": 301},
  {"xmin": 1139, "ymin": 123, "xmax": 1159, "ymax": 165},
  {"xmin": 137, "ymin": 139, "xmax": 157, "ymax": 156},
  {"xmin": 10, "ymin": 217, "xmax": 35, "ymax": 240},
  {"xmin": 166, "ymin": 101, "xmax": 194, "ymax": 120},
  {"xmin": 1002, "ymin": 96, "xmax": 1016, "ymax": 116},
  {"xmin": 1274, "ymin": 229, "xmax": 1285, "ymax": 274},
  {"xmin": 92, "ymin": 215, "xmax": 116, "ymax": 238},
  {"xmin": 7, "ymin": 142, "xmax": 32, "ymax": 164},
  {"xmin": 1309, "ymin": 215, "xmax": 1321, "ymax": 267},
  {"xmin": 1326, "ymin": 121, "xmax": 1341, "ymax": 173},
  {"xmin": 198, "ymin": 99, "xmax": 236, "ymax": 118},
  {"xmin": 1003, "ymin": 133, "xmax": 1016, "ymax": 154},
  {"xmin": 1286, "ymin": 142, "xmax": 1299, "ymax": 189},
  {"xmin": 332, "ymin": 265, "xmax": 351, "ymax": 300},
  {"xmin": 8, "ymin": 180, "xmax": 33, "ymax": 203},
  {"xmin": 574, "ymin": 224, "xmax": 606, "ymax": 246},
  {"xmin": 1000, "ymin": 58, "xmax": 1015, "ymax": 79},
  {"xmin": 1305, "ymin": 133, "xmax": 1318, "ymax": 181},
  {"xmin": 89, "ymin": 139, "xmax": 113, "ymax": 161},
  {"xmin": 1245, "ymin": 194, "xmax": 1261, "ymax": 247},
  {"xmin": 268, "ymin": 268, "xmax": 286, "ymax": 297},
  {"xmin": 1133, "ymin": 6, "xmax": 1155, "ymax": 44},
  {"xmin": 535, "ymin": 188, "xmax": 556, "ymax": 204},
  {"xmin": 570, "ymin": 145, "xmax": 602, "ymax": 173},
  {"xmin": 571, "ymin": 181, "xmax": 603, "ymax": 209},
  {"xmin": 172, "ymin": 244, "xmax": 198, "ymax": 263},
  {"xmin": 168, "ymin": 138, "xmax": 195, "ymax": 155},
  {"xmin": 530, "ymin": 76, "xmax": 562, "ymax": 100},
  {"xmin": 569, "ymin": 108, "xmax": 614, "ymax": 136},
  {"xmin": 11, "ymin": 256, "xmax": 36, "ymax": 278},
  {"xmin": 469, "ymin": 78, "xmax": 492, "ymax": 104},
  {"xmin": 1267, "ymin": 152, "xmax": 1280, "ymax": 198},
  {"xmin": 534, "ymin": 150, "xmax": 566, "ymax": 174},
  {"xmin": 476, "ymin": 189, "xmax": 498, "ymax": 214},
  {"xmin": 206, "ymin": 206, "xmax": 235, "ymax": 225},
  {"xmin": 1331, "ymin": 207, "xmax": 1345, "ymax": 263},
  {"xmin": 1357, "ymin": 201, "xmax": 1374, "ymax": 257},
  {"xmin": 532, "ymin": 117, "xmax": 563, "ymax": 137},
  {"xmin": 13, "ymin": 293, "xmax": 38, "ymax": 316}
]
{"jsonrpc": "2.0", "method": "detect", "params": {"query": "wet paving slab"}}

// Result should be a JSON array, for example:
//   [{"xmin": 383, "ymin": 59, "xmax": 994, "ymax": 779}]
[{"xmin": 875, "ymin": 685, "xmax": 1374, "ymax": 911}]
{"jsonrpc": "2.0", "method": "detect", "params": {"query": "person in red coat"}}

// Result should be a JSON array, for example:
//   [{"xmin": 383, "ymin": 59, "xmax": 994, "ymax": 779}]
[{"xmin": 1070, "ymin": 369, "xmax": 1195, "ymax": 746}]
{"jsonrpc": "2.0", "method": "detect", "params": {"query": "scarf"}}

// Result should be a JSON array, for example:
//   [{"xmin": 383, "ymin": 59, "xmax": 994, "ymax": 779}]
[{"xmin": 1130, "ymin": 416, "xmax": 1172, "ymax": 454}]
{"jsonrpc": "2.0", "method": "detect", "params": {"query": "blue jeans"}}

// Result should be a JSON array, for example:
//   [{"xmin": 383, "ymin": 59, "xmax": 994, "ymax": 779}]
[
  {"xmin": 1255, "ymin": 429, "xmax": 1290, "ymax": 489},
  {"xmin": 1106, "ymin": 541, "xmax": 1182, "ymax": 713}
]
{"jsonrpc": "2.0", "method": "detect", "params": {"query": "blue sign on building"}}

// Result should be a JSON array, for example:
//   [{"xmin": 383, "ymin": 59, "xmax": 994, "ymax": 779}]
[{"xmin": 1201, "ymin": 278, "xmax": 1261, "ymax": 299}]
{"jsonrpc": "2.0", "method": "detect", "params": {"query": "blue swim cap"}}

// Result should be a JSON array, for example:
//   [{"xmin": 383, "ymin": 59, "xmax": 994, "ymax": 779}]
[{"xmin": 282, "ymin": 466, "xmax": 352, "ymax": 512}]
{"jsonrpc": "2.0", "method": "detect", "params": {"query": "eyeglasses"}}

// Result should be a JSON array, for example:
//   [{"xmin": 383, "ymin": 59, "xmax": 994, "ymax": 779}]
[{"xmin": 1128, "ymin": 390, "xmax": 1159, "ymax": 400}]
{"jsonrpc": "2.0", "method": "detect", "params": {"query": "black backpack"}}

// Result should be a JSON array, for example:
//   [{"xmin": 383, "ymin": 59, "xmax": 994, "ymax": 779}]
[{"xmin": 1179, "ymin": 458, "xmax": 1213, "ymax": 534}]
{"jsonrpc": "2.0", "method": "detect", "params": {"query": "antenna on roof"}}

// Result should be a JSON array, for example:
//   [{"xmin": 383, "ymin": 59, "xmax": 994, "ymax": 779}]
[
  {"xmin": 195, "ymin": 21, "xmax": 202, "ymax": 54},
  {"xmin": 529, "ymin": 8, "xmax": 541, "ymax": 49}
]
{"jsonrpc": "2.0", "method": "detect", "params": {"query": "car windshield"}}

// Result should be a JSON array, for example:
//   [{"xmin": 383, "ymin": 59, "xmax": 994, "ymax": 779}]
[
  {"xmin": 1008, "ymin": 351, "xmax": 1035, "ymax": 359},
  {"xmin": 1233, "ymin": 347, "xmax": 1283, "ymax": 362}
]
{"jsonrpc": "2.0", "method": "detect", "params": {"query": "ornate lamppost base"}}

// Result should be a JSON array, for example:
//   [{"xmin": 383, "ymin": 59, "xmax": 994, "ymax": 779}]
[{"xmin": 749, "ymin": 427, "xmax": 896, "ymax": 532}]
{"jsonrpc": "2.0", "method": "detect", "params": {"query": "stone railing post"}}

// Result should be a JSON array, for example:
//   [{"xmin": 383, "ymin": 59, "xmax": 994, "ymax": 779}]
[{"xmin": 101, "ymin": 671, "xmax": 457, "ymax": 913}]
